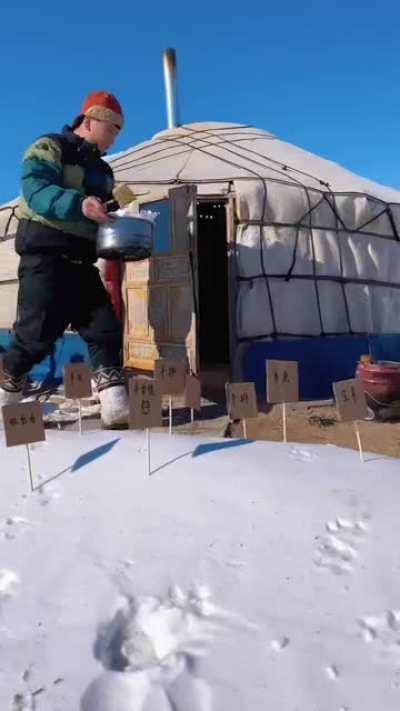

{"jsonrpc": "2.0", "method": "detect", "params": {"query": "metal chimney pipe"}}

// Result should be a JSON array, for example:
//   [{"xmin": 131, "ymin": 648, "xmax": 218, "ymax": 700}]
[{"xmin": 162, "ymin": 48, "xmax": 180, "ymax": 129}]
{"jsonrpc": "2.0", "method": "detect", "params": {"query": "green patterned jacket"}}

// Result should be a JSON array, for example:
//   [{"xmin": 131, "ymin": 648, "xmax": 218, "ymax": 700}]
[{"xmin": 15, "ymin": 125, "xmax": 114, "ymax": 260}]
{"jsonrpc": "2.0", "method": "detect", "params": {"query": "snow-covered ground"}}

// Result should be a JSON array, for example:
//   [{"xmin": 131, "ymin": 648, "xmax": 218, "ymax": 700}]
[{"xmin": 1, "ymin": 428, "xmax": 400, "ymax": 710}]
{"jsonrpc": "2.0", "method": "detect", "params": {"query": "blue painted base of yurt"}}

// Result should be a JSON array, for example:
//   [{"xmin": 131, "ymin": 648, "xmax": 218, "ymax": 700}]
[
  {"xmin": 2, "ymin": 328, "xmax": 400, "ymax": 400},
  {"xmin": 0, "ymin": 330, "xmax": 89, "ymax": 387},
  {"xmin": 243, "ymin": 334, "xmax": 400, "ymax": 401}
]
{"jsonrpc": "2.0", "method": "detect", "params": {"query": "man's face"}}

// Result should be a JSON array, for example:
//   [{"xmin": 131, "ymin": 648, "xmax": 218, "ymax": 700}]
[{"xmin": 86, "ymin": 117, "xmax": 120, "ymax": 152}]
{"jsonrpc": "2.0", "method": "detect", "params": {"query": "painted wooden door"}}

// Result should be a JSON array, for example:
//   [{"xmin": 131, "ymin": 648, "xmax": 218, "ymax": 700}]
[{"xmin": 123, "ymin": 185, "xmax": 199, "ymax": 373}]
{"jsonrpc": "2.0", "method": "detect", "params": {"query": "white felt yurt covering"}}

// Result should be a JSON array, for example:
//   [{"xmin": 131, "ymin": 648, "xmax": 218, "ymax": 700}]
[
  {"xmin": 1, "ymin": 122, "xmax": 400, "ymax": 341},
  {"xmin": 0, "ymin": 199, "xmax": 19, "ymax": 329}
]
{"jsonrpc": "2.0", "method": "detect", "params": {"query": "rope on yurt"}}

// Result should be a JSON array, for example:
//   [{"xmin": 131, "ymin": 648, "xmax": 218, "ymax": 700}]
[
  {"xmin": 179, "ymin": 125, "xmax": 332, "ymax": 338},
  {"xmin": 111, "ymin": 124, "xmax": 332, "ymax": 190},
  {"xmin": 322, "ymin": 192, "xmax": 353, "ymax": 334},
  {"xmin": 111, "ymin": 123, "xmax": 400, "ymax": 341},
  {"xmin": 111, "ymin": 136, "xmax": 273, "ymax": 173},
  {"xmin": 236, "ymin": 329, "xmax": 380, "ymax": 341},
  {"xmin": 355, "ymin": 207, "xmax": 389, "ymax": 232},
  {"xmin": 386, "ymin": 205, "xmax": 400, "ymax": 242},
  {"xmin": 303, "ymin": 189, "xmax": 324, "ymax": 335},
  {"xmin": 180, "ymin": 125, "xmax": 318, "ymax": 336},
  {"xmin": 184, "ymin": 127, "xmax": 387, "ymax": 339},
  {"xmin": 284, "ymin": 195, "xmax": 325, "ymax": 280},
  {"xmin": 109, "ymin": 126, "xmax": 267, "ymax": 171},
  {"xmin": 113, "ymin": 146, "xmax": 192, "ymax": 173},
  {"xmin": 0, "ymin": 204, "xmax": 19, "ymax": 242},
  {"xmin": 173, "ymin": 131, "xmax": 340, "ymax": 337},
  {"xmin": 237, "ymin": 273, "xmax": 400, "ymax": 290}
]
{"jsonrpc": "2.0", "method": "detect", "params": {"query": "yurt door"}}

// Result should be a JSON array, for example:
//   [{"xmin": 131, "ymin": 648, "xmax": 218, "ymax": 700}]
[{"xmin": 122, "ymin": 185, "xmax": 199, "ymax": 373}]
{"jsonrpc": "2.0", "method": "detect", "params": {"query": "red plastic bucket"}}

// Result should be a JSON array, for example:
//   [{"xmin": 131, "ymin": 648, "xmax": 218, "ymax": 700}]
[{"xmin": 356, "ymin": 361, "xmax": 400, "ymax": 406}]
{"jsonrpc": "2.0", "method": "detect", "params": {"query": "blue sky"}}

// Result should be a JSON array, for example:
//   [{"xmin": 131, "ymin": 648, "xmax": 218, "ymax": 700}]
[{"xmin": 1, "ymin": 0, "xmax": 399, "ymax": 203}]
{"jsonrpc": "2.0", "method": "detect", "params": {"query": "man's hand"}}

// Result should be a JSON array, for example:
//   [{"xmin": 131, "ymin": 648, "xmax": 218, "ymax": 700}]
[{"xmin": 81, "ymin": 196, "xmax": 111, "ymax": 224}]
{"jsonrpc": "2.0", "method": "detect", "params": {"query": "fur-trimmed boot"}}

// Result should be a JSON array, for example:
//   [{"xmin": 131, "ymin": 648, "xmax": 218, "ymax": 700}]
[{"xmin": 94, "ymin": 368, "xmax": 129, "ymax": 429}]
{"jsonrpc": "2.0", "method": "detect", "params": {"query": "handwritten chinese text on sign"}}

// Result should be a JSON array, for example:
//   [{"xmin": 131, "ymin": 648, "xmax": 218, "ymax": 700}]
[
  {"xmin": 129, "ymin": 378, "xmax": 162, "ymax": 429},
  {"xmin": 266, "ymin": 360, "xmax": 299, "ymax": 404},
  {"xmin": 225, "ymin": 382, "xmax": 258, "ymax": 420},
  {"xmin": 2, "ymin": 402, "xmax": 45, "ymax": 447},
  {"xmin": 63, "ymin": 364, "xmax": 93, "ymax": 399}
]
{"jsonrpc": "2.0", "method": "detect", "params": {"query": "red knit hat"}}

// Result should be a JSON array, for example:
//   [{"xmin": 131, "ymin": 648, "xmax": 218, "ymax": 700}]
[{"xmin": 80, "ymin": 91, "xmax": 124, "ymax": 129}]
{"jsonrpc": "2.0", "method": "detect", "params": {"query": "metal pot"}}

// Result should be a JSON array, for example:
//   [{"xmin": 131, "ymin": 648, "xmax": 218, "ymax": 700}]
[{"xmin": 97, "ymin": 215, "xmax": 153, "ymax": 261}]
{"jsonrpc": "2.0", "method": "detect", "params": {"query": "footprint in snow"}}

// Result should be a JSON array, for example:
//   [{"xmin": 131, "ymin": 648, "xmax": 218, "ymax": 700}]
[
  {"xmin": 10, "ymin": 692, "xmax": 36, "ymax": 710},
  {"xmin": 289, "ymin": 447, "xmax": 316, "ymax": 463},
  {"xmin": 2, "ymin": 517, "xmax": 33, "ymax": 541},
  {"xmin": 314, "ymin": 516, "xmax": 369, "ymax": 575},
  {"xmin": 325, "ymin": 664, "xmax": 340, "ymax": 680},
  {"xmin": 270, "ymin": 636, "xmax": 290, "ymax": 652},
  {"xmin": 392, "ymin": 668, "xmax": 400, "ymax": 690},
  {"xmin": 225, "ymin": 559, "xmax": 246, "ymax": 569},
  {"xmin": 0, "ymin": 569, "xmax": 20, "ymax": 599},
  {"xmin": 360, "ymin": 609, "xmax": 400, "ymax": 658},
  {"xmin": 37, "ymin": 485, "xmax": 61, "ymax": 507},
  {"xmin": 80, "ymin": 584, "xmax": 240, "ymax": 711},
  {"xmin": 10, "ymin": 695, "xmax": 33, "ymax": 711}
]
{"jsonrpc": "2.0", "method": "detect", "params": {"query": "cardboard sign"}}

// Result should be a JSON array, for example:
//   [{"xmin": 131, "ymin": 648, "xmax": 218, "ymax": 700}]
[
  {"xmin": 154, "ymin": 359, "xmax": 186, "ymax": 395},
  {"xmin": 129, "ymin": 377, "xmax": 162, "ymax": 429},
  {"xmin": 2, "ymin": 402, "xmax": 45, "ymax": 448},
  {"xmin": 266, "ymin": 360, "xmax": 299, "ymax": 404},
  {"xmin": 225, "ymin": 382, "xmax": 258, "ymax": 420},
  {"xmin": 333, "ymin": 378, "xmax": 368, "ymax": 422},
  {"xmin": 184, "ymin": 375, "xmax": 201, "ymax": 411},
  {"xmin": 63, "ymin": 363, "xmax": 93, "ymax": 399}
]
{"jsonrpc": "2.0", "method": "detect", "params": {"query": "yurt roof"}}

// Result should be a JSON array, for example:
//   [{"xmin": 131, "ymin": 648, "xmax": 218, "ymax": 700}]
[
  {"xmin": 109, "ymin": 122, "xmax": 400, "ymax": 204},
  {"xmin": 1, "ymin": 122, "xmax": 400, "ymax": 222}
]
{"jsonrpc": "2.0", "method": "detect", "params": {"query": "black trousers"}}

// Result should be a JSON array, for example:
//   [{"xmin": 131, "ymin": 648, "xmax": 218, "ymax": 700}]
[{"xmin": 4, "ymin": 254, "xmax": 122, "ymax": 381}]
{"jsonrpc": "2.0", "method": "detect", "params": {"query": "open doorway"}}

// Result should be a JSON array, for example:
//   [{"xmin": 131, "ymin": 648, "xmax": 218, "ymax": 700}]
[{"xmin": 196, "ymin": 201, "xmax": 230, "ymax": 375}]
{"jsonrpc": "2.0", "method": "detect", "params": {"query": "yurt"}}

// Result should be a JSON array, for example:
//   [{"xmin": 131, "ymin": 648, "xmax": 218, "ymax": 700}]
[
  {"xmin": 108, "ymin": 120, "xmax": 400, "ymax": 398},
  {"xmin": 1, "ymin": 53, "xmax": 400, "ymax": 397}
]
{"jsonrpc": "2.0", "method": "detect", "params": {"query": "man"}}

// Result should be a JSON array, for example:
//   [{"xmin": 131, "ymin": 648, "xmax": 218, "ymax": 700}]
[{"xmin": 0, "ymin": 91, "xmax": 129, "ymax": 428}]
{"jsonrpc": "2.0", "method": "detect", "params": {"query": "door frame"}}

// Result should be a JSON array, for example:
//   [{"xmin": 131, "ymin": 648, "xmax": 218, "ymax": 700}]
[
  {"xmin": 196, "ymin": 195, "xmax": 237, "ymax": 380},
  {"xmin": 226, "ymin": 195, "xmax": 238, "ymax": 380}
]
